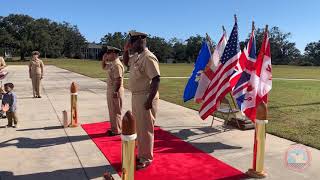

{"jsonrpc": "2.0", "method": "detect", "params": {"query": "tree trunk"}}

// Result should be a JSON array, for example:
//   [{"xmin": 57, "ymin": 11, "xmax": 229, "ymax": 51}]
[{"xmin": 20, "ymin": 51, "xmax": 25, "ymax": 61}]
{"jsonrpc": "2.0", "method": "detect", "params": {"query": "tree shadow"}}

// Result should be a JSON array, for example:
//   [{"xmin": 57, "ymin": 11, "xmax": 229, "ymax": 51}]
[
  {"xmin": 16, "ymin": 97, "xmax": 36, "ymax": 100},
  {"xmin": 270, "ymin": 102, "xmax": 320, "ymax": 109},
  {"xmin": 16, "ymin": 125, "xmax": 64, "ymax": 131},
  {"xmin": 0, "ymin": 165, "xmax": 118, "ymax": 180},
  {"xmin": 154, "ymin": 128, "xmax": 242, "ymax": 154},
  {"xmin": 0, "ymin": 133, "xmax": 107, "ymax": 149}
]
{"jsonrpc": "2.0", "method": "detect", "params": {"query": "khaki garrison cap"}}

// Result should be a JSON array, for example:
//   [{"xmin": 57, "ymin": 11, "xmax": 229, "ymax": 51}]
[
  {"xmin": 32, "ymin": 51, "xmax": 40, "ymax": 56},
  {"xmin": 128, "ymin": 31, "xmax": 148, "ymax": 39},
  {"xmin": 106, "ymin": 46, "xmax": 121, "ymax": 53}
]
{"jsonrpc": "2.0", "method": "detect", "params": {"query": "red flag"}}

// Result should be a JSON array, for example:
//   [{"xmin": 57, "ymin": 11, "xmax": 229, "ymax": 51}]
[{"xmin": 255, "ymin": 27, "xmax": 272, "ymax": 106}]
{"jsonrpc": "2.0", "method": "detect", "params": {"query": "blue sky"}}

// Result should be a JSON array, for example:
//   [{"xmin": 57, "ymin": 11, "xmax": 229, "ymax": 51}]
[{"xmin": 1, "ymin": 0, "xmax": 320, "ymax": 52}]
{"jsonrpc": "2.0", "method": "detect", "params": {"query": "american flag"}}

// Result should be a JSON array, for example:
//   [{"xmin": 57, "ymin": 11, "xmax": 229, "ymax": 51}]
[
  {"xmin": 232, "ymin": 29, "xmax": 257, "ymax": 121},
  {"xmin": 194, "ymin": 31, "xmax": 227, "ymax": 103},
  {"xmin": 199, "ymin": 22, "xmax": 241, "ymax": 120}
]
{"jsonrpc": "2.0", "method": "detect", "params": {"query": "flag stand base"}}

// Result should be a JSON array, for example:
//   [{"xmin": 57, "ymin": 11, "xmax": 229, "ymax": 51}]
[{"xmin": 246, "ymin": 169, "xmax": 267, "ymax": 178}]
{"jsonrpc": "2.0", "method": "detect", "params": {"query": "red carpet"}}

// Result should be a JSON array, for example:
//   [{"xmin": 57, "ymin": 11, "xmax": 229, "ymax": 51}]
[{"xmin": 82, "ymin": 122, "xmax": 246, "ymax": 180}]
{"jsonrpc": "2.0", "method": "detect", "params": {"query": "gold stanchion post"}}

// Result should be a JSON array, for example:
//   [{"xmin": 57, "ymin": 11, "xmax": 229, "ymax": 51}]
[
  {"xmin": 121, "ymin": 111, "xmax": 136, "ymax": 180},
  {"xmin": 246, "ymin": 103, "xmax": 268, "ymax": 178},
  {"xmin": 70, "ymin": 82, "xmax": 78, "ymax": 127}
]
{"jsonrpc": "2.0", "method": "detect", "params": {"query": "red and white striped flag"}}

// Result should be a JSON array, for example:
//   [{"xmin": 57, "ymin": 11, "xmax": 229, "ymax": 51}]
[
  {"xmin": 241, "ymin": 27, "xmax": 272, "ymax": 122},
  {"xmin": 194, "ymin": 31, "xmax": 227, "ymax": 103},
  {"xmin": 199, "ymin": 21, "xmax": 241, "ymax": 120}
]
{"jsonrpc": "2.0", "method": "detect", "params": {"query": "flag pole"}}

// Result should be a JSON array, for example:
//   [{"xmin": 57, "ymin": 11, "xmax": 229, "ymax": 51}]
[
  {"xmin": 205, "ymin": 33, "xmax": 215, "ymax": 52},
  {"xmin": 252, "ymin": 21, "xmax": 255, "ymax": 32},
  {"xmin": 228, "ymin": 18, "xmax": 239, "ymax": 110},
  {"xmin": 246, "ymin": 25, "xmax": 269, "ymax": 178},
  {"xmin": 222, "ymin": 26, "xmax": 226, "ymax": 34}
]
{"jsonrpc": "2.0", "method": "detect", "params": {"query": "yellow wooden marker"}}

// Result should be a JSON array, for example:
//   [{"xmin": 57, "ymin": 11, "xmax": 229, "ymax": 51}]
[{"xmin": 121, "ymin": 111, "xmax": 136, "ymax": 180}]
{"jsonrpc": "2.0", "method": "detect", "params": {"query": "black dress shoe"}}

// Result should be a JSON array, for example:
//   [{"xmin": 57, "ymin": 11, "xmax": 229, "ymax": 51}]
[
  {"xmin": 136, "ymin": 161, "xmax": 151, "ymax": 170},
  {"xmin": 37, "ymin": 96, "xmax": 42, "ymax": 98},
  {"xmin": 106, "ymin": 130, "xmax": 120, "ymax": 136}
]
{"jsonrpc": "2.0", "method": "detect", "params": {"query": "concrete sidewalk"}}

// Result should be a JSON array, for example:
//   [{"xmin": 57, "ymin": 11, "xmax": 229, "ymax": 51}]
[{"xmin": 0, "ymin": 65, "xmax": 319, "ymax": 180}]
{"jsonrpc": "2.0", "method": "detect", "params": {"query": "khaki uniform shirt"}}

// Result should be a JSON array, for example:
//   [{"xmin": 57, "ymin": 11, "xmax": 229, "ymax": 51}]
[
  {"xmin": 29, "ymin": 59, "xmax": 44, "ymax": 76},
  {"xmin": 128, "ymin": 48, "xmax": 160, "ymax": 95},
  {"xmin": 105, "ymin": 58, "xmax": 124, "ymax": 91}
]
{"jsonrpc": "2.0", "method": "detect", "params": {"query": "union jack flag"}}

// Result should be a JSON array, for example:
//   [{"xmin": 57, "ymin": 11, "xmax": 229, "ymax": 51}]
[{"xmin": 232, "ymin": 29, "xmax": 257, "ymax": 120}]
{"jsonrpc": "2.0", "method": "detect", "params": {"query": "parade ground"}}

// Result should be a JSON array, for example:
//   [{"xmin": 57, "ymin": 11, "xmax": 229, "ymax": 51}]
[{"xmin": 0, "ymin": 65, "xmax": 319, "ymax": 179}]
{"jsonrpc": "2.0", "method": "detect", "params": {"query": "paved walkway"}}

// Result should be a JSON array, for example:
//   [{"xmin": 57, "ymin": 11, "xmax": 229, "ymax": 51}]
[{"xmin": 0, "ymin": 66, "xmax": 319, "ymax": 180}]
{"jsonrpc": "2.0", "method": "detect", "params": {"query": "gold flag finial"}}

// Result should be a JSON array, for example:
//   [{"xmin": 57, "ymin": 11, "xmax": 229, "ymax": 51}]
[
  {"xmin": 265, "ymin": 25, "xmax": 269, "ymax": 33},
  {"xmin": 222, "ymin": 26, "xmax": 226, "ymax": 34},
  {"xmin": 252, "ymin": 21, "xmax": 255, "ymax": 31}
]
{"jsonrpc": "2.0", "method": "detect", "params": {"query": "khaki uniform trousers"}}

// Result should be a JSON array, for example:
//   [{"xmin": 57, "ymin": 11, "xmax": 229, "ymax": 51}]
[
  {"xmin": 31, "ymin": 74, "xmax": 42, "ymax": 97},
  {"xmin": 7, "ymin": 111, "xmax": 18, "ymax": 126},
  {"xmin": 132, "ymin": 93, "xmax": 159, "ymax": 162},
  {"xmin": 107, "ymin": 87, "xmax": 124, "ymax": 134}
]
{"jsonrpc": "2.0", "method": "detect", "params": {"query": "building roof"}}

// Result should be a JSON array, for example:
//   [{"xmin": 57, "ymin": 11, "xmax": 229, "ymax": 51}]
[{"xmin": 87, "ymin": 43, "xmax": 102, "ymax": 49}]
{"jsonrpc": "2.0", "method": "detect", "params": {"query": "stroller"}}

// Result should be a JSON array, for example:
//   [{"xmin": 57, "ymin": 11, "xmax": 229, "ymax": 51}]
[{"xmin": 0, "ymin": 70, "xmax": 9, "ymax": 119}]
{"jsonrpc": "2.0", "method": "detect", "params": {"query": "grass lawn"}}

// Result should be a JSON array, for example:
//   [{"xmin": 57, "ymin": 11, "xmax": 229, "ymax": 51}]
[{"xmin": 7, "ymin": 58, "xmax": 320, "ymax": 149}]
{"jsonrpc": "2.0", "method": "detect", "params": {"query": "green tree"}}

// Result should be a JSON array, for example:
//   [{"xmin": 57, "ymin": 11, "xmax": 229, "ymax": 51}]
[
  {"xmin": 0, "ymin": 14, "xmax": 87, "ymax": 60},
  {"xmin": 0, "ymin": 14, "xmax": 34, "ymax": 60},
  {"xmin": 170, "ymin": 38, "xmax": 187, "ymax": 62},
  {"xmin": 30, "ymin": 18, "xmax": 51, "ymax": 58},
  {"xmin": 62, "ymin": 22, "xmax": 87, "ymax": 58},
  {"xmin": 185, "ymin": 35, "xmax": 204, "ymax": 63},
  {"xmin": 147, "ymin": 36, "xmax": 173, "ymax": 63},
  {"xmin": 304, "ymin": 40, "xmax": 320, "ymax": 66},
  {"xmin": 100, "ymin": 32, "xmax": 127, "ymax": 49},
  {"xmin": 252, "ymin": 26, "xmax": 300, "ymax": 65}
]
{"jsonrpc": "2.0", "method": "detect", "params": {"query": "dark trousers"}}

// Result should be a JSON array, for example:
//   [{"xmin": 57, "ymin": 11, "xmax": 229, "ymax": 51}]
[{"xmin": 7, "ymin": 111, "xmax": 18, "ymax": 126}]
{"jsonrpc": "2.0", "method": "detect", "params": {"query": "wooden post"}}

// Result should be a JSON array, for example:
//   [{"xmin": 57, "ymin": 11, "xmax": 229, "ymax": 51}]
[
  {"xmin": 246, "ymin": 103, "xmax": 268, "ymax": 178},
  {"xmin": 62, "ymin": 110, "xmax": 68, "ymax": 128},
  {"xmin": 69, "ymin": 82, "xmax": 78, "ymax": 127},
  {"xmin": 121, "ymin": 111, "xmax": 136, "ymax": 180}
]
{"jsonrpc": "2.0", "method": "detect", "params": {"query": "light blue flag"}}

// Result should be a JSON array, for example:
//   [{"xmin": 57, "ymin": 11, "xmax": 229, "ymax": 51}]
[{"xmin": 183, "ymin": 41, "xmax": 211, "ymax": 102}]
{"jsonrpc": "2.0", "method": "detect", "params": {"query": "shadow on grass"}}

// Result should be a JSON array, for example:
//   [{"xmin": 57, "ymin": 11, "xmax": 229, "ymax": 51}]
[
  {"xmin": 270, "ymin": 102, "xmax": 320, "ymax": 109},
  {"xmin": 0, "ymin": 165, "xmax": 118, "ymax": 180}
]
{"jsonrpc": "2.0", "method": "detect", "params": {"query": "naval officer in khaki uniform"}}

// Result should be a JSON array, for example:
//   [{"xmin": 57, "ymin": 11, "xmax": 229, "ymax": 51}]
[
  {"xmin": 123, "ymin": 31, "xmax": 160, "ymax": 170},
  {"xmin": 28, "ymin": 51, "xmax": 44, "ymax": 98},
  {"xmin": 0, "ymin": 56, "xmax": 7, "ymax": 70},
  {"xmin": 102, "ymin": 46, "xmax": 124, "ymax": 136}
]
